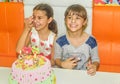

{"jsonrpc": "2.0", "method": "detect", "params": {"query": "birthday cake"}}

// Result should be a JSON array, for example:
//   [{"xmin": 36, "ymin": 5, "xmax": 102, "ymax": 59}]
[{"xmin": 9, "ymin": 46, "xmax": 56, "ymax": 84}]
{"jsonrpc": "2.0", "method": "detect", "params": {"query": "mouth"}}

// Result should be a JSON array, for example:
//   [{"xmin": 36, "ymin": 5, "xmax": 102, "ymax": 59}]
[
  {"xmin": 70, "ymin": 24, "xmax": 77, "ymax": 28},
  {"xmin": 33, "ymin": 23, "xmax": 40, "ymax": 28}
]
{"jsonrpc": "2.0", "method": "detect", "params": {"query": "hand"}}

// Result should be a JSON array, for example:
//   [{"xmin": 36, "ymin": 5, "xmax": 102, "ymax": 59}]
[
  {"xmin": 51, "ymin": 59, "xmax": 55, "ymax": 66},
  {"xmin": 24, "ymin": 16, "xmax": 33, "ymax": 31},
  {"xmin": 61, "ymin": 57, "xmax": 78, "ymax": 69},
  {"xmin": 86, "ymin": 61, "xmax": 99, "ymax": 76}
]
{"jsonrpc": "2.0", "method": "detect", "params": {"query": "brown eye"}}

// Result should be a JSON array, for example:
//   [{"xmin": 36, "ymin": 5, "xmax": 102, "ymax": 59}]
[
  {"xmin": 76, "ymin": 17, "xmax": 80, "ymax": 19},
  {"xmin": 38, "ymin": 16, "xmax": 42, "ymax": 20},
  {"xmin": 67, "ymin": 16, "xmax": 72, "ymax": 19},
  {"xmin": 76, "ymin": 16, "xmax": 82, "ymax": 20}
]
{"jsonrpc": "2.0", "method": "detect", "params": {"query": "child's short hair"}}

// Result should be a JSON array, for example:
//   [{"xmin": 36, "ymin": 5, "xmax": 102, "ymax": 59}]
[{"xmin": 64, "ymin": 4, "xmax": 88, "ymax": 30}]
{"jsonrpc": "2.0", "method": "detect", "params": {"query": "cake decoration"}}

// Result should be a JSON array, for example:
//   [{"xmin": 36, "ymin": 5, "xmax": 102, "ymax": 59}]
[
  {"xmin": 16, "ymin": 46, "xmax": 43, "ymax": 70},
  {"xmin": 9, "ymin": 46, "xmax": 56, "ymax": 84}
]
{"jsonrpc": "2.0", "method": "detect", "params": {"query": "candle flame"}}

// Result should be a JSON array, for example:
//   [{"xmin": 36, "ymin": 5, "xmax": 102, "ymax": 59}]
[{"xmin": 19, "ymin": 50, "xmax": 21, "ymax": 54}]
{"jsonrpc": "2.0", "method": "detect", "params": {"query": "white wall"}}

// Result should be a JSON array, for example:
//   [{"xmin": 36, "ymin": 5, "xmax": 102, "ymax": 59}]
[{"xmin": 24, "ymin": 0, "xmax": 92, "ymax": 35}]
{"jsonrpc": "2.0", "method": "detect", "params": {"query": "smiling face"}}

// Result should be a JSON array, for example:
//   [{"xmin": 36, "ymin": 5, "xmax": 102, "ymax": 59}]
[
  {"xmin": 32, "ymin": 10, "xmax": 52, "ymax": 31},
  {"xmin": 64, "ymin": 4, "xmax": 88, "ymax": 33},
  {"xmin": 65, "ymin": 11, "xmax": 86, "ymax": 32}
]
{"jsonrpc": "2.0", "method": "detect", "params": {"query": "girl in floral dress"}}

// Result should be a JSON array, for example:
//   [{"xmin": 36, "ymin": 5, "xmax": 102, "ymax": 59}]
[{"xmin": 16, "ymin": 3, "xmax": 58, "ymax": 66}]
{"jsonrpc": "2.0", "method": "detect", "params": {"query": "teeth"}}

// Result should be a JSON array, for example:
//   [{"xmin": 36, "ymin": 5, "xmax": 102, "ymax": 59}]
[
  {"xmin": 71, "ymin": 25, "xmax": 76, "ymax": 28},
  {"xmin": 70, "ymin": 24, "xmax": 76, "ymax": 27}
]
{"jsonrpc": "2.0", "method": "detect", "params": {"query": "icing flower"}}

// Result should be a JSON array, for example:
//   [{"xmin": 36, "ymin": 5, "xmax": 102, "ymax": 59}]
[
  {"xmin": 22, "ymin": 47, "xmax": 32, "ymax": 55},
  {"xmin": 32, "ymin": 46, "xmax": 40, "ymax": 54},
  {"xmin": 24, "ymin": 59, "xmax": 33, "ymax": 66},
  {"xmin": 16, "ymin": 46, "xmax": 47, "ymax": 70}
]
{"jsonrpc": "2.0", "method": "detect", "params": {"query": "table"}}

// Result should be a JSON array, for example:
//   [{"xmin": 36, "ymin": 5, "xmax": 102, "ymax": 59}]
[{"xmin": 0, "ymin": 67, "xmax": 120, "ymax": 84}]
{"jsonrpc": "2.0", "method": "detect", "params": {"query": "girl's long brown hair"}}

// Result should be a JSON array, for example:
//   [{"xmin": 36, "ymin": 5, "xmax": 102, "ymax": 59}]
[{"xmin": 33, "ymin": 3, "xmax": 58, "ymax": 34}]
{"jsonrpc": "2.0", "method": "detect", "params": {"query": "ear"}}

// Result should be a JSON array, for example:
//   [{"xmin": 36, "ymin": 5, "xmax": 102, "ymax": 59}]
[
  {"xmin": 83, "ymin": 19, "xmax": 88, "ymax": 26},
  {"xmin": 64, "ymin": 18, "xmax": 67, "ymax": 26},
  {"xmin": 48, "ymin": 17, "xmax": 53, "ymax": 24}
]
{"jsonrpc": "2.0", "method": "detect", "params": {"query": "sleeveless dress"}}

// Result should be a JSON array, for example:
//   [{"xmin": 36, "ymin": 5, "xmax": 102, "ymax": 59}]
[{"xmin": 30, "ymin": 28, "xmax": 56, "ymax": 60}]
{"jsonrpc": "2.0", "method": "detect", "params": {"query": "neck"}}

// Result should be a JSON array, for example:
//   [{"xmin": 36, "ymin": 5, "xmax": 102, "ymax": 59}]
[
  {"xmin": 38, "ymin": 28, "xmax": 51, "ymax": 41},
  {"xmin": 67, "ymin": 30, "xmax": 83, "ymax": 38},
  {"xmin": 38, "ymin": 28, "xmax": 50, "ymax": 35}
]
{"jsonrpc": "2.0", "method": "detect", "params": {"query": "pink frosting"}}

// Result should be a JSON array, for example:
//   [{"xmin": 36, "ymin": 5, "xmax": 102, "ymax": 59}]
[
  {"xmin": 11, "ymin": 56, "xmax": 52, "ymax": 84},
  {"xmin": 24, "ymin": 59, "xmax": 33, "ymax": 66}
]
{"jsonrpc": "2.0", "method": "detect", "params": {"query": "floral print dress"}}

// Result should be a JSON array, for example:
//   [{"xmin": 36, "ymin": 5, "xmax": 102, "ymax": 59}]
[{"xmin": 30, "ymin": 28, "xmax": 56, "ymax": 60}]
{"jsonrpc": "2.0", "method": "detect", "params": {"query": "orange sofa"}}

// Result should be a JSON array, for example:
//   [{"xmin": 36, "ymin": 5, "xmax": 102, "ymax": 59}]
[
  {"xmin": 0, "ymin": 2, "xmax": 24, "ymax": 67},
  {"xmin": 92, "ymin": 6, "xmax": 120, "ymax": 73}
]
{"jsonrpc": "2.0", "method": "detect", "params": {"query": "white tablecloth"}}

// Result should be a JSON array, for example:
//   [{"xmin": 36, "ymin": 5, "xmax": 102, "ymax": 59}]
[{"xmin": 0, "ymin": 67, "xmax": 120, "ymax": 84}]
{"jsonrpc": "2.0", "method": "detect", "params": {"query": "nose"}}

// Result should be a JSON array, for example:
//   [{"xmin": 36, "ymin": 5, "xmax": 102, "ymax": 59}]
[{"xmin": 71, "ymin": 18, "xmax": 75, "ymax": 23}]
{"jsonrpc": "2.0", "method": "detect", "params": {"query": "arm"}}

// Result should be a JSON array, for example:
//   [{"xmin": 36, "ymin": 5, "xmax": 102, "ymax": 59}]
[
  {"xmin": 92, "ymin": 61, "xmax": 99, "ymax": 70},
  {"xmin": 87, "ymin": 37, "xmax": 100, "ymax": 75},
  {"xmin": 55, "ymin": 58, "xmax": 62, "ymax": 67},
  {"xmin": 16, "ymin": 16, "xmax": 33, "ymax": 53},
  {"xmin": 16, "ymin": 28, "xmax": 30, "ymax": 53},
  {"xmin": 51, "ymin": 48, "xmax": 55, "ymax": 66},
  {"xmin": 50, "ymin": 36, "xmax": 57, "ymax": 66}
]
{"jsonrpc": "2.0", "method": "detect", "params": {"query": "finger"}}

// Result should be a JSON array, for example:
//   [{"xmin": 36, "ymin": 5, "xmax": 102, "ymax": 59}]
[
  {"xmin": 87, "ymin": 70, "xmax": 96, "ymax": 76},
  {"xmin": 68, "ymin": 57, "xmax": 75, "ymax": 61},
  {"xmin": 72, "ymin": 63, "xmax": 77, "ymax": 68},
  {"xmin": 76, "ymin": 57, "xmax": 81, "ymax": 61},
  {"xmin": 87, "ymin": 61, "xmax": 91, "ymax": 67},
  {"xmin": 75, "ymin": 57, "xmax": 80, "ymax": 62},
  {"xmin": 88, "ymin": 71, "xmax": 96, "ymax": 76},
  {"xmin": 87, "ymin": 63, "xmax": 96, "ymax": 70},
  {"xmin": 87, "ymin": 68, "xmax": 96, "ymax": 75},
  {"xmin": 71, "ymin": 59, "xmax": 79, "ymax": 63},
  {"xmin": 86, "ymin": 64, "xmax": 91, "ymax": 70}
]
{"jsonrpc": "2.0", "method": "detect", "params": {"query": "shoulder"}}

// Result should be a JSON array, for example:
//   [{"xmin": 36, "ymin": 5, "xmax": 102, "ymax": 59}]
[
  {"xmin": 56, "ymin": 34, "xmax": 69, "ymax": 47},
  {"xmin": 50, "ymin": 31, "xmax": 56, "ymax": 36},
  {"xmin": 85, "ymin": 35, "xmax": 97, "ymax": 49},
  {"xmin": 49, "ymin": 31, "xmax": 57, "ymax": 40},
  {"xmin": 47, "ymin": 31, "xmax": 57, "ymax": 44}
]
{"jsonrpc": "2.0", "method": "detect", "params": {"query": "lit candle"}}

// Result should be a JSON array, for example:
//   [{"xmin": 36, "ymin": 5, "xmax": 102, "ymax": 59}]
[
  {"xmin": 19, "ymin": 50, "xmax": 22, "ymax": 55},
  {"xmin": 34, "ymin": 53, "xmax": 37, "ymax": 58},
  {"xmin": 18, "ymin": 50, "xmax": 23, "ymax": 59}
]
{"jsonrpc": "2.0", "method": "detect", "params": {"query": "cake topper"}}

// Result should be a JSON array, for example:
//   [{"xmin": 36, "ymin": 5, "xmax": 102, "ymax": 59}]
[{"xmin": 17, "ymin": 46, "xmax": 42, "ymax": 69}]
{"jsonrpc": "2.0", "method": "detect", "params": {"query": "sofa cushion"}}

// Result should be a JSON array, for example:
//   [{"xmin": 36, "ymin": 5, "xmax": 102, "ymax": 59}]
[
  {"xmin": 92, "ymin": 6, "xmax": 120, "ymax": 72},
  {"xmin": 0, "ymin": 2, "xmax": 24, "ymax": 67}
]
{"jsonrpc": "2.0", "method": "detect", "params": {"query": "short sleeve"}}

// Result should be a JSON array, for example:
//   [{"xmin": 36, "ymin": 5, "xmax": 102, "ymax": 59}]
[
  {"xmin": 86, "ymin": 36, "xmax": 100, "ymax": 63},
  {"xmin": 54, "ymin": 42, "xmax": 63, "ymax": 59}
]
